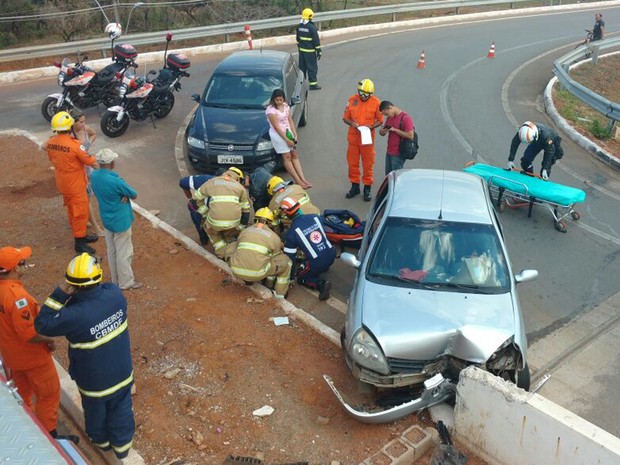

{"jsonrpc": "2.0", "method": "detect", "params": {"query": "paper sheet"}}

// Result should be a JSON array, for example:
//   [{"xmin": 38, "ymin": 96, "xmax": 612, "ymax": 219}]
[{"xmin": 358, "ymin": 126, "xmax": 373, "ymax": 145}]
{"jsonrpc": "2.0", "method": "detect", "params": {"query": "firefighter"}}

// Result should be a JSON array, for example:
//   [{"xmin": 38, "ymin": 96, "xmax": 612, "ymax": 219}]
[
  {"xmin": 342, "ymin": 79, "xmax": 384, "ymax": 201},
  {"xmin": 267, "ymin": 176, "xmax": 320, "ymax": 233},
  {"xmin": 35, "ymin": 253, "xmax": 135, "ymax": 460},
  {"xmin": 280, "ymin": 198, "xmax": 336, "ymax": 301},
  {"xmin": 44, "ymin": 111, "xmax": 99, "ymax": 254},
  {"xmin": 296, "ymin": 8, "xmax": 322, "ymax": 90},
  {"xmin": 192, "ymin": 167, "xmax": 251, "ymax": 258},
  {"xmin": 507, "ymin": 121, "xmax": 565, "ymax": 180},
  {"xmin": 227, "ymin": 208, "xmax": 292, "ymax": 299}
]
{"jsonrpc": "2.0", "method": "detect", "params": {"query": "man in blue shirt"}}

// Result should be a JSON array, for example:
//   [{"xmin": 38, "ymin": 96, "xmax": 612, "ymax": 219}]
[
  {"xmin": 280, "ymin": 197, "xmax": 336, "ymax": 300},
  {"xmin": 91, "ymin": 149, "xmax": 140, "ymax": 290},
  {"xmin": 179, "ymin": 174, "xmax": 214, "ymax": 245}
]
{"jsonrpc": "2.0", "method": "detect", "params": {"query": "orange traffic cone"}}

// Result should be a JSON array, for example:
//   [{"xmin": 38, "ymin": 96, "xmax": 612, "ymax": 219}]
[
  {"xmin": 487, "ymin": 41, "xmax": 496, "ymax": 58},
  {"xmin": 417, "ymin": 50, "xmax": 426, "ymax": 69}
]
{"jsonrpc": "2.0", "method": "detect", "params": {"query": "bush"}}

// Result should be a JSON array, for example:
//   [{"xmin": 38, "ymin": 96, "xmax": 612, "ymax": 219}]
[{"xmin": 590, "ymin": 119, "xmax": 611, "ymax": 139}]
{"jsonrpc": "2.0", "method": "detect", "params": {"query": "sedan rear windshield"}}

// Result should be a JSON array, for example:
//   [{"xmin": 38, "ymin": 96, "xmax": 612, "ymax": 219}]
[
  {"xmin": 367, "ymin": 218, "xmax": 510, "ymax": 292},
  {"xmin": 204, "ymin": 74, "xmax": 283, "ymax": 109}
]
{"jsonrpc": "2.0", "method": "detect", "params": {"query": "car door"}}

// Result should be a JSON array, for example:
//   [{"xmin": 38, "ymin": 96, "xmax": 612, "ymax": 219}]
[{"xmin": 284, "ymin": 56, "xmax": 303, "ymax": 124}]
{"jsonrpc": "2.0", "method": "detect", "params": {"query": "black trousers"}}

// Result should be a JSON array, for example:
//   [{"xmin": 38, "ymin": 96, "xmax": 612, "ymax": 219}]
[{"xmin": 299, "ymin": 51, "xmax": 319, "ymax": 86}]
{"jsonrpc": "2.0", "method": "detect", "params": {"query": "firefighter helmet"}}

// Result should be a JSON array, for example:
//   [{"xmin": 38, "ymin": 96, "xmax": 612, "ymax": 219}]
[
  {"xmin": 357, "ymin": 79, "xmax": 375, "ymax": 94},
  {"xmin": 254, "ymin": 208, "xmax": 275, "ymax": 223},
  {"xmin": 518, "ymin": 121, "xmax": 538, "ymax": 144},
  {"xmin": 65, "ymin": 253, "xmax": 103, "ymax": 287},
  {"xmin": 227, "ymin": 167, "xmax": 245, "ymax": 181},
  {"xmin": 301, "ymin": 8, "xmax": 314, "ymax": 20},
  {"xmin": 105, "ymin": 22, "xmax": 122, "ymax": 40},
  {"xmin": 267, "ymin": 176, "xmax": 285, "ymax": 196},
  {"xmin": 280, "ymin": 197, "xmax": 301, "ymax": 217},
  {"xmin": 51, "ymin": 111, "xmax": 75, "ymax": 132}
]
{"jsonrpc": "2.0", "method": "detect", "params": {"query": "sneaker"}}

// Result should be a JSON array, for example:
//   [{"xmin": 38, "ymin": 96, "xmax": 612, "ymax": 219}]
[
  {"xmin": 122, "ymin": 282, "xmax": 142, "ymax": 290},
  {"xmin": 317, "ymin": 280, "xmax": 332, "ymax": 301}
]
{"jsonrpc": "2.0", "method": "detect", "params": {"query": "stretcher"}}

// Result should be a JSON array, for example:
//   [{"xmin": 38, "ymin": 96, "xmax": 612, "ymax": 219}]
[{"xmin": 464, "ymin": 163, "xmax": 586, "ymax": 232}]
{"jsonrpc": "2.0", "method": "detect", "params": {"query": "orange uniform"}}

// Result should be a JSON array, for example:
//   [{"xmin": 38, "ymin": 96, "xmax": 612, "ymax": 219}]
[
  {"xmin": 343, "ymin": 94, "xmax": 383, "ymax": 186},
  {"xmin": 45, "ymin": 133, "xmax": 95, "ymax": 237},
  {"xmin": 0, "ymin": 279, "xmax": 60, "ymax": 432}
]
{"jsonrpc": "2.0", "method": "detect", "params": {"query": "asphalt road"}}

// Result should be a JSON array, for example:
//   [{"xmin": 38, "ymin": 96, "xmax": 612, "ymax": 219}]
[{"xmin": 2, "ymin": 4, "xmax": 620, "ymax": 436}]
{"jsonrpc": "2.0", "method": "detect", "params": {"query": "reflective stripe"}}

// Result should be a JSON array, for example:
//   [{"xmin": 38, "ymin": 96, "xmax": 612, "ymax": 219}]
[
  {"xmin": 231, "ymin": 262, "xmax": 271, "ymax": 278},
  {"xmin": 309, "ymin": 81, "xmax": 318, "ymax": 85},
  {"xmin": 298, "ymin": 197, "xmax": 310, "ymax": 205},
  {"xmin": 210, "ymin": 195, "xmax": 239, "ymax": 203},
  {"xmin": 295, "ymin": 227, "xmax": 317, "ymax": 259},
  {"xmin": 240, "ymin": 201, "xmax": 251, "ymax": 209},
  {"xmin": 238, "ymin": 242, "xmax": 271, "ymax": 256},
  {"xmin": 44, "ymin": 297, "xmax": 63, "ymax": 311},
  {"xmin": 189, "ymin": 176, "xmax": 195, "ymax": 190},
  {"xmin": 112, "ymin": 440, "xmax": 133, "ymax": 454},
  {"xmin": 193, "ymin": 190, "xmax": 206, "ymax": 200},
  {"xmin": 93, "ymin": 441, "xmax": 110, "ymax": 448},
  {"xmin": 69, "ymin": 320, "xmax": 128, "ymax": 349},
  {"xmin": 78, "ymin": 372, "xmax": 133, "ymax": 398},
  {"xmin": 276, "ymin": 276, "xmax": 289, "ymax": 284},
  {"xmin": 314, "ymin": 217, "xmax": 333, "ymax": 249},
  {"xmin": 283, "ymin": 246, "xmax": 297, "ymax": 255},
  {"xmin": 207, "ymin": 216, "xmax": 239, "ymax": 228},
  {"xmin": 213, "ymin": 240, "xmax": 227, "ymax": 251},
  {"xmin": 299, "ymin": 47, "xmax": 316, "ymax": 53}
]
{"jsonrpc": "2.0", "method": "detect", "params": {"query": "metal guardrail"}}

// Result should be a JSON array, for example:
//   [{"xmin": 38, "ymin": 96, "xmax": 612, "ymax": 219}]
[
  {"xmin": 0, "ymin": 0, "xmax": 542, "ymax": 63},
  {"xmin": 553, "ymin": 38, "xmax": 620, "ymax": 123}
]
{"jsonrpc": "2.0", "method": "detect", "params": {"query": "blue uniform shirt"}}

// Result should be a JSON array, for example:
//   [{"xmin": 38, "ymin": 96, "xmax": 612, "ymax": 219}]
[
  {"xmin": 91, "ymin": 169, "xmax": 137, "ymax": 233},
  {"xmin": 179, "ymin": 175, "xmax": 213, "ymax": 191},
  {"xmin": 283, "ymin": 214, "xmax": 336, "ymax": 265}
]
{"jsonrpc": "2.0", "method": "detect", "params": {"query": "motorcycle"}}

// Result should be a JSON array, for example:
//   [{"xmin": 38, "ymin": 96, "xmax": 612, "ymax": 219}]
[
  {"xmin": 41, "ymin": 41, "xmax": 138, "ymax": 122},
  {"xmin": 100, "ymin": 33, "xmax": 190, "ymax": 138}
]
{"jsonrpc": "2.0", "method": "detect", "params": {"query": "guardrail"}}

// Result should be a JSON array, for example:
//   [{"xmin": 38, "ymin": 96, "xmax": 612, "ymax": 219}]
[
  {"xmin": 553, "ymin": 38, "xmax": 620, "ymax": 125},
  {"xmin": 0, "ymin": 0, "xmax": 547, "ymax": 63}
]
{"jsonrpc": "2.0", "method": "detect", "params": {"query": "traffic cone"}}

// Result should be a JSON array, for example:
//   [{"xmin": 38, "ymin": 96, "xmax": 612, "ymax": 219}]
[
  {"xmin": 487, "ymin": 41, "xmax": 496, "ymax": 58},
  {"xmin": 417, "ymin": 50, "xmax": 426, "ymax": 69}
]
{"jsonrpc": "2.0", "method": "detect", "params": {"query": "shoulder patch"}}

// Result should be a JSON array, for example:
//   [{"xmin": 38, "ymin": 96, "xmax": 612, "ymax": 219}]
[
  {"xmin": 21, "ymin": 309, "xmax": 31, "ymax": 321},
  {"xmin": 15, "ymin": 298, "xmax": 28, "ymax": 309},
  {"xmin": 547, "ymin": 139, "xmax": 553, "ymax": 145}
]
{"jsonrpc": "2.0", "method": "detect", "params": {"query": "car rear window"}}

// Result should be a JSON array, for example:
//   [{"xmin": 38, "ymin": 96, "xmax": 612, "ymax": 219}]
[
  {"xmin": 204, "ymin": 74, "xmax": 283, "ymax": 108},
  {"xmin": 367, "ymin": 218, "xmax": 509, "ymax": 291}
]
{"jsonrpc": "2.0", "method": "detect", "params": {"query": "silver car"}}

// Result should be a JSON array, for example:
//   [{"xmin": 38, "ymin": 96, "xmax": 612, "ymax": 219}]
[{"xmin": 324, "ymin": 169, "xmax": 538, "ymax": 423}]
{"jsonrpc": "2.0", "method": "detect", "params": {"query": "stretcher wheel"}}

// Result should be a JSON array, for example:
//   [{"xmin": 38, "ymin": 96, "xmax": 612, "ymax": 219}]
[
  {"xmin": 571, "ymin": 211, "xmax": 581, "ymax": 221},
  {"xmin": 554, "ymin": 221, "xmax": 568, "ymax": 233}
]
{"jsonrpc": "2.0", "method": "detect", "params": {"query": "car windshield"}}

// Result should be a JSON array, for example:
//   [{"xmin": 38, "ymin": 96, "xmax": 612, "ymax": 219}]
[
  {"xmin": 204, "ymin": 74, "xmax": 283, "ymax": 109},
  {"xmin": 367, "ymin": 218, "xmax": 509, "ymax": 292}
]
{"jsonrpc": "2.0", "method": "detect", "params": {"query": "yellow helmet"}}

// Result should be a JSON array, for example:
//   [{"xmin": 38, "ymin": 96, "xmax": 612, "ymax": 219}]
[
  {"xmin": 357, "ymin": 79, "xmax": 375, "ymax": 94},
  {"xmin": 65, "ymin": 253, "xmax": 103, "ymax": 287},
  {"xmin": 267, "ymin": 176, "xmax": 285, "ymax": 196},
  {"xmin": 227, "ymin": 167, "xmax": 244, "ymax": 180},
  {"xmin": 301, "ymin": 8, "xmax": 314, "ymax": 20},
  {"xmin": 51, "ymin": 111, "xmax": 75, "ymax": 132},
  {"xmin": 254, "ymin": 207, "xmax": 275, "ymax": 223}
]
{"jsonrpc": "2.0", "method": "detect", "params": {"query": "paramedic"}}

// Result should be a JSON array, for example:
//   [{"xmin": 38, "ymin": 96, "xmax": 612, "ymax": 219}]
[
  {"xmin": 507, "ymin": 121, "xmax": 564, "ymax": 180},
  {"xmin": 267, "ymin": 176, "xmax": 320, "ymax": 233}
]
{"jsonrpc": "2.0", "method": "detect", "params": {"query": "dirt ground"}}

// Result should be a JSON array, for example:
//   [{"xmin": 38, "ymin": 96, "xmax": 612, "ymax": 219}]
[{"xmin": 0, "ymin": 134, "xmax": 488, "ymax": 465}]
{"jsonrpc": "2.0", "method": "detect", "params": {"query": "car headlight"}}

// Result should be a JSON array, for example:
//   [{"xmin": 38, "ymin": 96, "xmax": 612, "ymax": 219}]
[
  {"xmin": 350, "ymin": 328, "xmax": 389, "ymax": 374},
  {"xmin": 187, "ymin": 136, "xmax": 206, "ymax": 150},
  {"xmin": 256, "ymin": 140, "xmax": 273, "ymax": 151}
]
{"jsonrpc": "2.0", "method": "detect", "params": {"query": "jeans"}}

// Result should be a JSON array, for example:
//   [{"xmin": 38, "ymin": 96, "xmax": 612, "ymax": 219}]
[{"xmin": 385, "ymin": 153, "xmax": 406, "ymax": 175}]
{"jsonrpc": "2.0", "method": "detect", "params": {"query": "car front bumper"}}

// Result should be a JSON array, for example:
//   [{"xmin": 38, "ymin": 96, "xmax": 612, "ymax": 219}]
[{"xmin": 187, "ymin": 145, "xmax": 277, "ymax": 173}]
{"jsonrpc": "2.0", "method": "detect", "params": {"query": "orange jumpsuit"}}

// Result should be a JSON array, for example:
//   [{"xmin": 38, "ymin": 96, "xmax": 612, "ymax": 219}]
[
  {"xmin": 343, "ymin": 94, "xmax": 383, "ymax": 186},
  {"xmin": 45, "ymin": 133, "xmax": 96, "ymax": 238},
  {"xmin": 0, "ymin": 279, "xmax": 60, "ymax": 433}
]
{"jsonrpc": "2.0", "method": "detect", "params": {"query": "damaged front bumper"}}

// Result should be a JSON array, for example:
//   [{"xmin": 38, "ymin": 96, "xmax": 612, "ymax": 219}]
[{"xmin": 323, "ymin": 373, "xmax": 456, "ymax": 424}]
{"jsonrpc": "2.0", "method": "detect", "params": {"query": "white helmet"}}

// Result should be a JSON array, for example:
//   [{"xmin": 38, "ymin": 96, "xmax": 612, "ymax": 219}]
[
  {"xmin": 105, "ymin": 23, "xmax": 122, "ymax": 40},
  {"xmin": 518, "ymin": 121, "xmax": 538, "ymax": 144}
]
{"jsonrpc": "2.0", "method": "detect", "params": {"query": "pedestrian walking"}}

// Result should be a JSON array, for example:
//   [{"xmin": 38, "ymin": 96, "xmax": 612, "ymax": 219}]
[
  {"xmin": 192, "ymin": 167, "xmax": 251, "ymax": 258},
  {"xmin": 0, "ymin": 246, "xmax": 75, "ymax": 442},
  {"xmin": 90, "ymin": 149, "xmax": 141, "ymax": 290},
  {"xmin": 507, "ymin": 121, "xmax": 564, "ymax": 180},
  {"xmin": 35, "ymin": 253, "xmax": 135, "ymax": 460},
  {"xmin": 296, "ymin": 7, "xmax": 322, "ymax": 90},
  {"xmin": 379, "ymin": 101, "xmax": 415, "ymax": 175},
  {"xmin": 342, "ymin": 79, "xmax": 383, "ymax": 201},
  {"xmin": 266, "ymin": 89, "xmax": 312, "ymax": 188},
  {"xmin": 280, "ymin": 198, "xmax": 336, "ymax": 300},
  {"xmin": 44, "ymin": 111, "xmax": 99, "ymax": 254}
]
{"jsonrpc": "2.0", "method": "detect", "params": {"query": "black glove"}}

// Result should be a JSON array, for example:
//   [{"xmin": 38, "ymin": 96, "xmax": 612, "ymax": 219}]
[{"xmin": 316, "ymin": 52, "xmax": 322, "ymax": 61}]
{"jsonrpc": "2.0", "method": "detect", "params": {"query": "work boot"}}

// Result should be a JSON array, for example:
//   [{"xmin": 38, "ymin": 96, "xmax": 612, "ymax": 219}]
[
  {"xmin": 317, "ymin": 279, "xmax": 332, "ymax": 301},
  {"xmin": 50, "ymin": 430, "xmax": 80, "ymax": 445},
  {"xmin": 345, "ymin": 183, "xmax": 360, "ymax": 199},
  {"xmin": 309, "ymin": 84, "xmax": 322, "ymax": 91},
  {"xmin": 84, "ymin": 234, "xmax": 99, "ymax": 243},
  {"xmin": 363, "ymin": 185, "xmax": 372, "ymax": 202},
  {"xmin": 74, "ymin": 237, "xmax": 96, "ymax": 254}
]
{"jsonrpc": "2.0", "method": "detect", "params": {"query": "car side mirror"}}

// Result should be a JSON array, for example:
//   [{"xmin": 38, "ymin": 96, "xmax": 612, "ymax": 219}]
[
  {"xmin": 191, "ymin": 93, "xmax": 201, "ymax": 103},
  {"xmin": 340, "ymin": 252, "xmax": 361, "ymax": 269},
  {"xmin": 290, "ymin": 96, "xmax": 301, "ymax": 106},
  {"xmin": 515, "ymin": 269, "xmax": 538, "ymax": 284}
]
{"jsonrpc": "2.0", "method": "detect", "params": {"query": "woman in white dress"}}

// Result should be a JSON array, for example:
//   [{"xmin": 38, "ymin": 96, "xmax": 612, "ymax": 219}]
[{"xmin": 265, "ymin": 89, "xmax": 312, "ymax": 188}]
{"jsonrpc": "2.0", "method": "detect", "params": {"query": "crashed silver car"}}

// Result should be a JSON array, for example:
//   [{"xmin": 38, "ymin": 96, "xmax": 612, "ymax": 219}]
[{"xmin": 325, "ymin": 169, "xmax": 538, "ymax": 423}]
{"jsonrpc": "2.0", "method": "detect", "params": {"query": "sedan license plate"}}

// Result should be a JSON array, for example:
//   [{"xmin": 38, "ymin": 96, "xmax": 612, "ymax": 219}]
[{"xmin": 217, "ymin": 155, "xmax": 244, "ymax": 164}]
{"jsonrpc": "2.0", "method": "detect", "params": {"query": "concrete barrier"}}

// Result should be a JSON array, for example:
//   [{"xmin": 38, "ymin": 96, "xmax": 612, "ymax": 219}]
[{"xmin": 454, "ymin": 367, "xmax": 620, "ymax": 465}]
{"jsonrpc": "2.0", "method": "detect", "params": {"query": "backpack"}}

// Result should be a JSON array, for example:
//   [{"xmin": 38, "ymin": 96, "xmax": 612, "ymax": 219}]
[
  {"xmin": 321, "ymin": 209, "xmax": 366, "ymax": 250},
  {"xmin": 399, "ymin": 114, "xmax": 419, "ymax": 160}
]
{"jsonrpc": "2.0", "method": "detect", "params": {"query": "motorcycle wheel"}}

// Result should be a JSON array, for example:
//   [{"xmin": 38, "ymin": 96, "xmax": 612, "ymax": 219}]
[
  {"xmin": 154, "ymin": 92, "xmax": 175, "ymax": 119},
  {"xmin": 41, "ymin": 97, "xmax": 68, "ymax": 122},
  {"xmin": 100, "ymin": 111, "xmax": 130, "ymax": 138}
]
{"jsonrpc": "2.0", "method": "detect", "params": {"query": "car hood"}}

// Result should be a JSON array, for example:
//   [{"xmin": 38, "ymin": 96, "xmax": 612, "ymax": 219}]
[
  {"xmin": 359, "ymin": 281, "xmax": 518, "ymax": 363},
  {"xmin": 192, "ymin": 105, "xmax": 269, "ymax": 144}
]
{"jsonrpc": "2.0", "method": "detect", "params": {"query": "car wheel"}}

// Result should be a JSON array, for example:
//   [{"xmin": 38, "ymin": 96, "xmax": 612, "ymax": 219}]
[
  {"xmin": 298, "ymin": 94, "xmax": 308, "ymax": 127},
  {"xmin": 515, "ymin": 363, "xmax": 531, "ymax": 391}
]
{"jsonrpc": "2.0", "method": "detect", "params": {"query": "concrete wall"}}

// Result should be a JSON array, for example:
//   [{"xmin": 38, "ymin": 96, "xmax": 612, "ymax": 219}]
[{"xmin": 454, "ymin": 367, "xmax": 620, "ymax": 465}]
